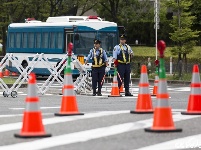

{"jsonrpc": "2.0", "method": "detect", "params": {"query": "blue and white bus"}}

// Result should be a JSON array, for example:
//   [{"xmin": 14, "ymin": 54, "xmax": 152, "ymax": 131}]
[{"xmin": 6, "ymin": 16, "xmax": 123, "ymax": 76}]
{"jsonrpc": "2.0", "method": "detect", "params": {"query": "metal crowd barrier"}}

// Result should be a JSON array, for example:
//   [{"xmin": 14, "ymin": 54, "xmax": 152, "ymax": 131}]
[
  {"xmin": 0, "ymin": 53, "xmax": 67, "ymax": 97},
  {"xmin": 0, "ymin": 53, "xmax": 111, "ymax": 98}
]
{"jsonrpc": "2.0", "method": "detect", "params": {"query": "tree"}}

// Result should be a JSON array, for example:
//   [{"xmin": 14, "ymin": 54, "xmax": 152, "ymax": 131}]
[
  {"xmin": 191, "ymin": 0, "xmax": 201, "ymax": 45},
  {"xmin": 95, "ymin": 0, "xmax": 157, "ymax": 44},
  {"xmin": 165, "ymin": 0, "xmax": 200, "ymax": 78},
  {"xmin": 0, "ymin": 0, "xmax": 99, "ymax": 55}
]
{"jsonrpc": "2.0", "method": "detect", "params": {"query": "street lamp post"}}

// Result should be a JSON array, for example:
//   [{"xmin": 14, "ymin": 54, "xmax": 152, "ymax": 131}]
[{"xmin": 154, "ymin": 0, "xmax": 160, "ymax": 60}]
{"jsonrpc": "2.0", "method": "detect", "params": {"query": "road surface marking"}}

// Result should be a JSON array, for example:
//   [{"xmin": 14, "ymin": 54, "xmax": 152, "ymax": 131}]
[
  {"xmin": 0, "ymin": 111, "xmax": 128, "ymax": 133},
  {"xmin": 136, "ymin": 134, "xmax": 201, "ymax": 150},
  {"xmin": 0, "ymin": 113, "xmax": 200, "ymax": 150}
]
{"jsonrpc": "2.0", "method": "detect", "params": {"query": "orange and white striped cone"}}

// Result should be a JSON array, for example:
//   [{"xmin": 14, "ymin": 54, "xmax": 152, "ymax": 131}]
[
  {"xmin": 11, "ymin": 72, "xmax": 18, "ymax": 76},
  {"xmin": 108, "ymin": 68, "xmax": 122, "ymax": 97},
  {"xmin": 130, "ymin": 65, "xmax": 153, "ymax": 114},
  {"xmin": 145, "ymin": 41, "xmax": 182, "ymax": 132},
  {"xmin": 119, "ymin": 84, "xmax": 124, "ymax": 93},
  {"xmin": 0, "ymin": 67, "xmax": 3, "ymax": 78},
  {"xmin": 151, "ymin": 75, "xmax": 159, "ymax": 96},
  {"xmin": 145, "ymin": 78, "xmax": 182, "ymax": 132},
  {"xmin": 181, "ymin": 64, "xmax": 201, "ymax": 115},
  {"xmin": 55, "ymin": 55, "xmax": 84, "ymax": 116},
  {"xmin": 4, "ymin": 69, "xmax": 10, "ymax": 76},
  {"xmin": 14, "ymin": 73, "xmax": 51, "ymax": 138}
]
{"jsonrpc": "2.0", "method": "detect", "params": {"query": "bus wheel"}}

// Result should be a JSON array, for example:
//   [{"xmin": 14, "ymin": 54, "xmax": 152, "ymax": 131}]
[
  {"xmin": 11, "ymin": 91, "xmax": 17, "ymax": 98},
  {"xmin": 3, "ymin": 91, "xmax": 9, "ymax": 97}
]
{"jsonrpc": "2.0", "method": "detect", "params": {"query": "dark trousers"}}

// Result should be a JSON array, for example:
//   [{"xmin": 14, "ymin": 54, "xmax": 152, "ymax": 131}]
[
  {"xmin": 117, "ymin": 63, "xmax": 131, "ymax": 92},
  {"xmin": 92, "ymin": 66, "xmax": 105, "ymax": 93}
]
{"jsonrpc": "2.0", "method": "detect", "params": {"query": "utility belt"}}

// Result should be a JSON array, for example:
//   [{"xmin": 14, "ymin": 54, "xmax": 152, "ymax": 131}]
[
  {"xmin": 91, "ymin": 64, "xmax": 106, "ymax": 69},
  {"xmin": 92, "ymin": 63, "xmax": 106, "ymax": 68},
  {"xmin": 118, "ymin": 61, "xmax": 130, "ymax": 65},
  {"xmin": 118, "ymin": 60, "xmax": 130, "ymax": 64}
]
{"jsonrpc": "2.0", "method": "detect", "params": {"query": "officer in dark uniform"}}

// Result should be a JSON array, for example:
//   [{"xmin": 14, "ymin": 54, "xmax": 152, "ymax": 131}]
[
  {"xmin": 85, "ymin": 39, "xmax": 108, "ymax": 96},
  {"xmin": 113, "ymin": 34, "xmax": 133, "ymax": 96}
]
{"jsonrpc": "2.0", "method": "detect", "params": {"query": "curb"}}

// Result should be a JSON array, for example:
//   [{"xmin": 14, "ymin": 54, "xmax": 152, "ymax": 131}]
[
  {"xmin": 5, "ymin": 84, "xmax": 27, "ymax": 88},
  {"xmin": 104, "ymin": 78, "xmax": 191, "ymax": 85}
]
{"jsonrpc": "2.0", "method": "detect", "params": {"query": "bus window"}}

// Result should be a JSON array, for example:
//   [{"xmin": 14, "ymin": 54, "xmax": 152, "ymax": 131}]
[
  {"xmin": 42, "ymin": 32, "xmax": 49, "ymax": 48},
  {"xmin": 57, "ymin": 32, "xmax": 63, "ymax": 49},
  {"xmin": 9, "ymin": 33, "xmax": 15, "ymax": 48},
  {"xmin": 28, "ymin": 32, "xmax": 34, "ymax": 48},
  {"xmin": 98, "ymin": 32, "xmax": 117, "ymax": 55},
  {"xmin": 65, "ymin": 29, "xmax": 74, "ymax": 53},
  {"xmin": 73, "ymin": 32, "xmax": 96, "ymax": 55},
  {"xmin": 16, "ymin": 33, "xmax": 21, "ymax": 48},
  {"xmin": 50, "ymin": 32, "xmax": 55, "ymax": 49},
  {"xmin": 22, "ymin": 33, "xmax": 28, "ymax": 48},
  {"xmin": 36, "ymin": 33, "xmax": 41, "ymax": 48}
]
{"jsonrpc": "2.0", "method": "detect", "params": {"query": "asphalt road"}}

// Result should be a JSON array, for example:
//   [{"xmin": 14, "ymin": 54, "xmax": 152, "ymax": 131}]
[{"xmin": 0, "ymin": 80, "xmax": 201, "ymax": 150}]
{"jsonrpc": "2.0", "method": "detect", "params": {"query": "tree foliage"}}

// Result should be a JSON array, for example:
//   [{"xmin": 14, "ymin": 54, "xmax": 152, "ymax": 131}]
[
  {"xmin": 165, "ymin": 0, "xmax": 200, "ymax": 56},
  {"xmin": 0, "ymin": 0, "xmax": 201, "ymax": 56}
]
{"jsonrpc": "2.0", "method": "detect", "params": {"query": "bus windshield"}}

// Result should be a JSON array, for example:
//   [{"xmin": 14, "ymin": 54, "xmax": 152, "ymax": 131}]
[{"xmin": 73, "ymin": 32, "xmax": 117, "ymax": 55}]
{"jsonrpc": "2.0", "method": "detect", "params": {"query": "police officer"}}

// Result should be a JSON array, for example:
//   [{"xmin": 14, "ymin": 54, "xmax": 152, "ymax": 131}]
[
  {"xmin": 113, "ymin": 34, "xmax": 133, "ymax": 96},
  {"xmin": 85, "ymin": 39, "xmax": 108, "ymax": 96}
]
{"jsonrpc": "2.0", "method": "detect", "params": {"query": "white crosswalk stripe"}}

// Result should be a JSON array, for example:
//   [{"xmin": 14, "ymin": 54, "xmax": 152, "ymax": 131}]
[
  {"xmin": 0, "ymin": 84, "xmax": 198, "ymax": 150},
  {"xmin": 0, "ymin": 111, "xmax": 199, "ymax": 150}
]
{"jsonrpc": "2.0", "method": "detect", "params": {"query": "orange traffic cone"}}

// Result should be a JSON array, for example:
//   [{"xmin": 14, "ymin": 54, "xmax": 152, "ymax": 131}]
[
  {"xmin": 14, "ymin": 73, "xmax": 51, "ymax": 138},
  {"xmin": 181, "ymin": 64, "xmax": 201, "ymax": 115},
  {"xmin": 120, "ymin": 84, "xmax": 124, "ymax": 93},
  {"xmin": 151, "ymin": 75, "xmax": 159, "ymax": 96},
  {"xmin": 0, "ymin": 68, "xmax": 3, "ymax": 78},
  {"xmin": 4, "ymin": 69, "xmax": 10, "ymax": 76},
  {"xmin": 12, "ymin": 72, "xmax": 18, "ymax": 76},
  {"xmin": 55, "ymin": 56, "xmax": 84, "ymax": 116},
  {"xmin": 130, "ymin": 65, "xmax": 153, "ymax": 114},
  {"xmin": 108, "ymin": 68, "xmax": 122, "ymax": 97}
]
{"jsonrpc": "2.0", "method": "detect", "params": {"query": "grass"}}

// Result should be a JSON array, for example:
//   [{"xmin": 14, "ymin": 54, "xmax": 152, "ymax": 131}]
[
  {"xmin": 1, "ymin": 77, "xmax": 17, "ymax": 84},
  {"xmin": 130, "ymin": 46, "xmax": 201, "ymax": 82},
  {"xmin": 132, "ymin": 46, "xmax": 201, "ymax": 58}
]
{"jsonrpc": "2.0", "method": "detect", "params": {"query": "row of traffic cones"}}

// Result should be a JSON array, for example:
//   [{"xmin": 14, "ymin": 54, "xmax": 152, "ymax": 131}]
[
  {"xmin": 108, "ymin": 66, "xmax": 158, "ymax": 97},
  {"xmin": 15, "ymin": 50, "xmax": 84, "ymax": 138},
  {"xmin": 0, "ymin": 69, "xmax": 18, "ymax": 78},
  {"xmin": 14, "ymin": 61, "xmax": 201, "ymax": 137},
  {"xmin": 13, "ymin": 40, "xmax": 201, "ymax": 137}
]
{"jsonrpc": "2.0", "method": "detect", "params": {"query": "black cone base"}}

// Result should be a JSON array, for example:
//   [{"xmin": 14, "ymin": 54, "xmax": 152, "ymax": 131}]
[
  {"xmin": 145, "ymin": 127, "xmax": 182, "ymax": 133},
  {"xmin": 130, "ymin": 110, "xmax": 153, "ymax": 114},
  {"xmin": 181, "ymin": 111, "xmax": 201, "ymax": 115},
  {"xmin": 108, "ymin": 95, "xmax": 122, "ymax": 97},
  {"xmin": 14, "ymin": 133, "xmax": 52, "ymax": 138},
  {"xmin": 54, "ymin": 112, "xmax": 84, "ymax": 116}
]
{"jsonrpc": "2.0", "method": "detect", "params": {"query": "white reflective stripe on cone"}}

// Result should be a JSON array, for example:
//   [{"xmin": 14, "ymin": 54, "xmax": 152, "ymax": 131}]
[
  {"xmin": 157, "ymin": 80, "xmax": 168, "ymax": 94},
  {"xmin": 155, "ymin": 75, "xmax": 159, "ymax": 80},
  {"xmin": 192, "ymin": 73, "xmax": 200, "ymax": 83},
  {"xmin": 154, "ymin": 82, "xmax": 158, "ymax": 86},
  {"xmin": 112, "ymin": 83, "xmax": 118, "ymax": 87},
  {"xmin": 63, "ymin": 88, "xmax": 75, "ymax": 96},
  {"xmin": 64, "ymin": 74, "xmax": 73, "ymax": 85},
  {"xmin": 140, "ymin": 73, "xmax": 148, "ymax": 83},
  {"xmin": 113, "ymin": 76, "xmax": 117, "ymax": 82},
  {"xmin": 26, "ymin": 102, "xmax": 39, "ymax": 111},
  {"xmin": 190, "ymin": 87, "xmax": 201, "ymax": 95},
  {"xmin": 156, "ymin": 99, "xmax": 170, "ymax": 107},
  {"xmin": 139, "ymin": 87, "xmax": 150, "ymax": 94},
  {"xmin": 28, "ymin": 84, "xmax": 37, "ymax": 97}
]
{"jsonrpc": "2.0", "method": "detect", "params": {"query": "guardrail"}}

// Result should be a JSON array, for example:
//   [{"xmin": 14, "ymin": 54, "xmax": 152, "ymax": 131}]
[{"xmin": 0, "ymin": 53, "xmax": 97, "ymax": 98}]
